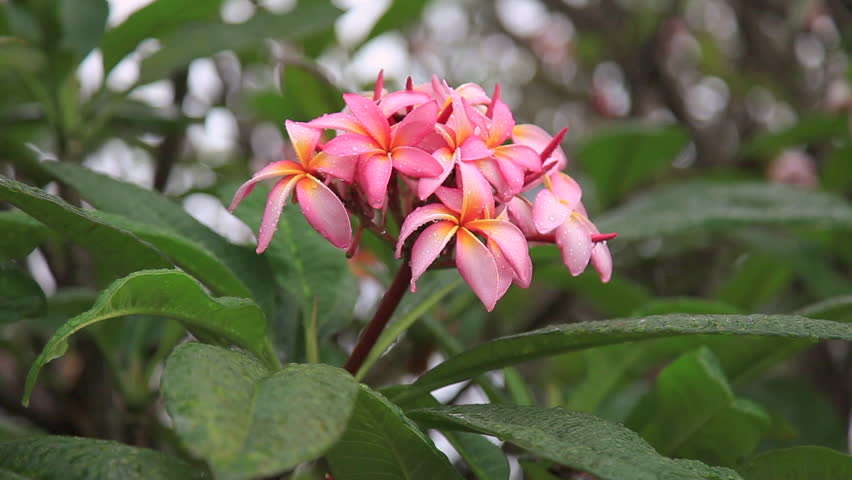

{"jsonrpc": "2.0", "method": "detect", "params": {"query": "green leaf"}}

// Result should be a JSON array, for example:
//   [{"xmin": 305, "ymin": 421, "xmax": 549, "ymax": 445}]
[
  {"xmin": 408, "ymin": 405, "xmax": 741, "ymax": 480},
  {"xmin": 0, "ymin": 263, "xmax": 45, "ymax": 325},
  {"xmin": 596, "ymin": 182, "xmax": 852, "ymax": 242},
  {"xmin": 279, "ymin": 64, "xmax": 344, "ymax": 122},
  {"xmin": 138, "ymin": 1, "xmax": 342, "ymax": 85},
  {"xmin": 362, "ymin": 0, "xmax": 430, "ymax": 46},
  {"xmin": 0, "ymin": 175, "xmax": 171, "ymax": 277},
  {"xmin": 0, "ymin": 211, "xmax": 52, "ymax": 261},
  {"xmin": 576, "ymin": 124, "xmax": 689, "ymax": 206},
  {"xmin": 738, "ymin": 446, "xmax": 852, "ymax": 480},
  {"xmin": 162, "ymin": 343, "xmax": 356, "ymax": 480},
  {"xmin": 626, "ymin": 348, "xmax": 770, "ymax": 466},
  {"xmin": 95, "ymin": 211, "xmax": 251, "ymax": 298},
  {"xmin": 100, "ymin": 0, "xmax": 225, "ymax": 72},
  {"xmin": 741, "ymin": 113, "xmax": 849, "ymax": 157},
  {"xmin": 24, "ymin": 269, "xmax": 275, "ymax": 405},
  {"xmin": 327, "ymin": 386, "xmax": 463, "ymax": 480},
  {"xmin": 0, "ymin": 436, "xmax": 206, "ymax": 480},
  {"xmin": 59, "ymin": 0, "xmax": 109, "ymax": 57},
  {"xmin": 403, "ymin": 314, "xmax": 852, "ymax": 399},
  {"xmin": 35, "ymin": 162, "xmax": 277, "ymax": 317},
  {"xmin": 715, "ymin": 253, "xmax": 793, "ymax": 310}
]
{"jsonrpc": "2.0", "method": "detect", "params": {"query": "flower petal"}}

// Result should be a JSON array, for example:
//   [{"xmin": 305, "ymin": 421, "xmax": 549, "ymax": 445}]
[
  {"xmin": 456, "ymin": 82, "xmax": 490, "ymax": 105},
  {"xmin": 455, "ymin": 228, "xmax": 500, "ymax": 311},
  {"xmin": 506, "ymin": 196, "xmax": 538, "ymax": 237},
  {"xmin": 256, "ymin": 175, "xmax": 301, "ymax": 253},
  {"xmin": 549, "ymin": 172, "xmax": 582, "ymax": 206},
  {"xmin": 229, "ymin": 160, "xmax": 304, "ymax": 211},
  {"xmin": 357, "ymin": 153, "xmax": 393, "ymax": 209},
  {"xmin": 379, "ymin": 90, "xmax": 431, "ymax": 117},
  {"xmin": 458, "ymin": 161, "xmax": 495, "ymax": 223},
  {"xmin": 435, "ymin": 186, "xmax": 463, "ymax": 213},
  {"xmin": 555, "ymin": 216, "xmax": 593, "ymax": 276},
  {"xmin": 475, "ymin": 158, "xmax": 513, "ymax": 203},
  {"xmin": 533, "ymin": 189, "xmax": 572, "ymax": 234},
  {"xmin": 295, "ymin": 176, "xmax": 352, "ymax": 249},
  {"xmin": 308, "ymin": 112, "xmax": 367, "ymax": 135},
  {"xmin": 418, "ymin": 147, "xmax": 456, "ymax": 199},
  {"xmin": 396, "ymin": 203, "xmax": 459, "ymax": 257},
  {"xmin": 591, "ymin": 242, "xmax": 613, "ymax": 283},
  {"xmin": 284, "ymin": 120, "xmax": 321, "ymax": 167},
  {"xmin": 494, "ymin": 144, "xmax": 541, "ymax": 172},
  {"xmin": 309, "ymin": 152, "xmax": 356, "ymax": 183},
  {"xmin": 391, "ymin": 100, "xmax": 439, "ymax": 148},
  {"xmin": 465, "ymin": 219, "xmax": 532, "ymax": 288},
  {"xmin": 322, "ymin": 133, "xmax": 381, "ymax": 157},
  {"xmin": 390, "ymin": 146, "xmax": 443, "ymax": 178},
  {"xmin": 409, "ymin": 221, "xmax": 458, "ymax": 291},
  {"xmin": 459, "ymin": 136, "xmax": 491, "ymax": 162},
  {"xmin": 493, "ymin": 154, "xmax": 525, "ymax": 199},
  {"xmin": 343, "ymin": 93, "xmax": 391, "ymax": 150},
  {"xmin": 488, "ymin": 99, "xmax": 515, "ymax": 147},
  {"xmin": 512, "ymin": 124, "xmax": 567, "ymax": 170},
  {"xmin": 488, "ymin": 238, "xmax": 514, "ymax": 299}
]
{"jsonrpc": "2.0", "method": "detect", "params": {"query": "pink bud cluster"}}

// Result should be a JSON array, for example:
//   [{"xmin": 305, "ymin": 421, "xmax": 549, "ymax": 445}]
[{"xmin": 230, "ymin": 73, "xmax": 614, "ymax": 311}]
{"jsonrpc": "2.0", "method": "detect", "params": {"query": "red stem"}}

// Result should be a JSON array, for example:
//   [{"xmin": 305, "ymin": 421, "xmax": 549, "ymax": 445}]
[{"xmin": 343, "ymin": 262, "xmax": 413, "ymax": 374}]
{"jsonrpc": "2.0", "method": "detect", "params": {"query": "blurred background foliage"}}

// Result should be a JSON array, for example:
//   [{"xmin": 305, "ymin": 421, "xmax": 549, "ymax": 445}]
[{"xmin": 2, "ymin": 0, "xmax": 852, "ymax": 477}]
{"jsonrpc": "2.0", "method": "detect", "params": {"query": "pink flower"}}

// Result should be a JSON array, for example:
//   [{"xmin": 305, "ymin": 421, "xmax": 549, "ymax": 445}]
[
  {"xmin": 532, "ymin": 172, "xmax": 613, "ymax": 282},
  {"xmin": 396, "ymin": 163, "xmax": 532, "ymax": 311},
  {"xmin": 310, "ymin": 92, "xmax": 443, "ymax": 208},
  {"xmin": 229, "ymin": 120, "xmax": 355, "ymax": 252}
]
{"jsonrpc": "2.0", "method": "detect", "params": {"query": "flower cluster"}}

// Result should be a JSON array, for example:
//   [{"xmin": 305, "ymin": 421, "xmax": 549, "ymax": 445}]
[{"xmin": 231, "ymin": 74, "xmax": 614, "ymax": 311}]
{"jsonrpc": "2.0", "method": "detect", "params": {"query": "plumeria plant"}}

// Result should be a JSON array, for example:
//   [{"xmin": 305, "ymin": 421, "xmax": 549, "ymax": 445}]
[{"xmin": 230, "ymin": 73, "xmax": 615, "ymax": 374}]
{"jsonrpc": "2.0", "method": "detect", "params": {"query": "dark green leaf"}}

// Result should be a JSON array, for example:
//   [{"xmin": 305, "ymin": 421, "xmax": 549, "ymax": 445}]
[
  {"xmin": 741, "ymin": 113, "xmax": 849, "ymax": 157},
  {"xmin": 35, "ymin": 162, "xmax": 277, "ymax": 317},
  {"xmin": 0, "ymin": 175, "xmax": 171, "ymax": 277},
  {"xmin": 279, "ymin": 64, "xmax": 344, "ymax": 121},
  {"xmin": 24, "ymin": 269, "xmax": 275, "ymax": 405},
  {"xmin": 596, "ymin": 182, "xmax": 852, "ymax": 242},
  {"xmin": 0, "ymin": 211, "xmax": 52, "ymax": 261},
  {"xmin": 0, "ymin": 436, "xmax": 206, "ymax": 479},
  {"xmin": 738, "ymin": 446, "xmax": 852, "ymax": 480},
  {"xmin": 626, "ymin": 348, "xmax": 769, "ymax": 466},
  {"xmin": 404, "ymin": 314, "xmax": 852, "ymax": 399},
  {"xmin": 162, "ymin": 343, "xmax": 356, "ymax": 480},
  {"xmin": 715, "ymin": 253, "xmax": 793, "ymax": 310},
  {"xmin": 59, "ymin": 0, "xmax": 109, "ymax": 57},
  {"xmin": 362, "ymin": 0, "xmax": 430, "ymax": 46},
  {"xmin": 823, "ymin": 144, "xmax": 852, "ymax": 193},
  {"xmin": 576, "ymin": 124, "xmax": 689, "ymax": 206},
  {"xmin": 409, "ymin": 405, "xmax": 741, "ymax": 480},
  {"xmin": 96, "ymin": 211, "xmax": 251, "ymax": 298},
  {"xmin": 138, "ymin": 1, "xmax": 342, "ymax": 85},
  {"xmin": 327, "ymin": 386, "xmax": 463, "ymax": 480},
  {"xmin": 100, "ymin": 0, "xmax": 225, "ymax": 72},
  {"xmin": 0, "ymin": 263, "xmax": 45, "ymax": 325}
]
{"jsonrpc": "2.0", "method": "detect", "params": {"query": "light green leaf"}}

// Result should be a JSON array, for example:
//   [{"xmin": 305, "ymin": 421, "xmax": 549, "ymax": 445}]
[
  {"xmin": 162, "ymin": 343, "xmax": 356, "ymax": 480},
  {"xmin": 715, "ymin": 253, "xmax": 793, "ymax": 310},
  {"xmin": 0, "ymin": 263, "xmax": 45, "ymax": 325},
  {"xmin": 100, "ymin": 0, "xmax": 225, "ymax": 72},
  {"xmin": 0, "ymin": 210, "xmax": 52, "ymax": 261},
  {"xmin": 409, "ymin": 405, "xmax": 741, "ymax": 480},
  {"xmin": 596, "ymin": 182, "xmax": 852, "ymax": 242},
  {"xmin": 59, "ymin": 0, "xmax": 109, "ymax": 57},
  {"xmin": 24, "ymin": 269, "xmax": 275, "ymax": 405},
  {"xmin": 576, "ymin": 124, "xmax": 689, "ymax": 206},
  {"xmin": 626, "ymin": 348, "xmax": 770, "ymax": 466},
  {"xmin": 741, "ymin": 113, "xmax": 849, "ymax": 157},
  {"xmin": 0, "ymin": 175, "xmax": 171, "ymax": 277},
  {"xmin": 403, "ymin": 314, "xmax": 852, "ymax": 399},
  {"xmin": 327, "ymin": 386, "xmax": 464, "ymax": 480},
  {"xmin": 138, "ymin": 1, "xmax": 341, "ymax": 85},
  {"xmin": 738, "ymin": 446, "xmax": 852, "ymax": 480},
  {"xmin": 362, "ymin": 0, "xmax": 430, "ymax": 46},
  {"xmin": 35, "ymin": 162, "xmax": 277, "ymax": 317},
  {"xmin": 0, "ymin": 436, "xmax": 207, "ymax": 479}
]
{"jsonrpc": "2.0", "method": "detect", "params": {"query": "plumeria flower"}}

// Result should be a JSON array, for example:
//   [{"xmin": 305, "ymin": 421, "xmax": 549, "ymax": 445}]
[
  {"xmin": 396, "ymin": 163, "xmax": 532, "ymax": 311},
  {"xmin": 310, "ymin": 93, "xmax": 443, "ymax": 208},
  {"xmin": 229, "ymin": 120, "xmax": 355, "ymax": 252},
  {"xmin": 512, "ymin": 123, "xmax": 569, "ymax": 189},
  {"xmin": 532, "ymin": 171, "xmax": 613, "ymax": 281}
]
